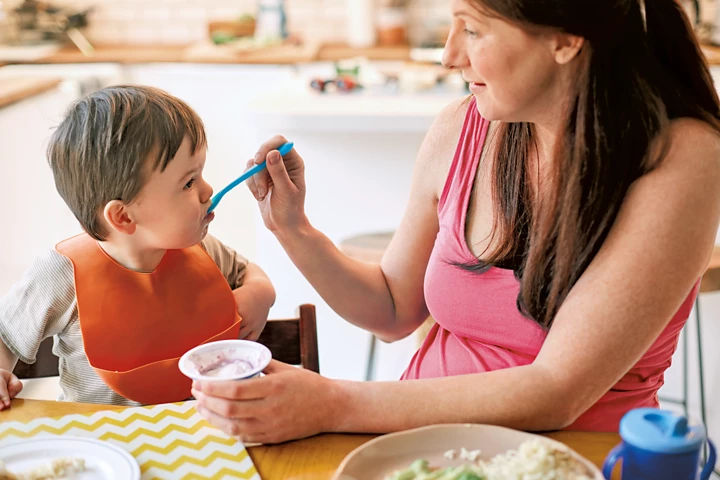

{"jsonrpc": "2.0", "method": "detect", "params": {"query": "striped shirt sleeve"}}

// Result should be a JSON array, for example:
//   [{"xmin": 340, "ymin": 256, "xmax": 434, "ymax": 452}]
[
  {"xmin": 0, "ymin": 249, "xmax": 76, "ymax": 364},
  {"xmin": 200, "ymin": 235, "xmax": 249, "ymax": 289}
]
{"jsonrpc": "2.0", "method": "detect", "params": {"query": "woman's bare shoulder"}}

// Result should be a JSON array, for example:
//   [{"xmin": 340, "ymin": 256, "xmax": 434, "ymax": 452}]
[
  {"xmin": 429, "ymin": 96, "xmax": 473, "ymax": 139},
  {"xmin": 623, "ymin": 117, "xmax": 720, "ymax": 265},
  {"xmin": 414, "ymin": 96, "xmax": 473, "ymax": 193},
  {"xmin": 660, "ymin": 117, "xmax": 720, "ymax": 175}
]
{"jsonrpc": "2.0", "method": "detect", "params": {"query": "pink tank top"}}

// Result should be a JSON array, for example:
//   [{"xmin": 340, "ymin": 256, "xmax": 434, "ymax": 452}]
[{"xmin": 401, "ymin": 98, "xmax": 698, "ymax": 432}]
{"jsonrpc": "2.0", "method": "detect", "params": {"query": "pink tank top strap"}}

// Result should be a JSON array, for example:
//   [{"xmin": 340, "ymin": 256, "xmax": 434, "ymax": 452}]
[{"xmin": 438, "ymin": 97, "xmax": 490, "ymax": 219}]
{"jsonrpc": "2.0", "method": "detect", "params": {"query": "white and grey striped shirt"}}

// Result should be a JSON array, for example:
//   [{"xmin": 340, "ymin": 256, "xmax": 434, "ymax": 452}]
[{"xmin": 0, "ymin": 234, "xmax": 248, "ymax": 406}]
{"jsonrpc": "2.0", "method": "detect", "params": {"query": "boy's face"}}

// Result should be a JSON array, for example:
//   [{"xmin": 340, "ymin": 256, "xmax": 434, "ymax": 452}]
[{"xmin": 128, "ymin": 136, "xmax": 214, "ymax": 250}]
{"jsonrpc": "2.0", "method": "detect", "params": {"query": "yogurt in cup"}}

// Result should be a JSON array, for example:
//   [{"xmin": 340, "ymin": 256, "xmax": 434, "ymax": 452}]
[{"xmin": 179, "ymin": 340, "xmax": 271, "ymax": 381}]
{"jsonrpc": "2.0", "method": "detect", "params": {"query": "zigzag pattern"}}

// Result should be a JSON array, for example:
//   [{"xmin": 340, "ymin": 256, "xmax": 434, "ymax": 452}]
[{"xmin": 0, "ymin": 401, "xmax": 260, "ymax": 480}]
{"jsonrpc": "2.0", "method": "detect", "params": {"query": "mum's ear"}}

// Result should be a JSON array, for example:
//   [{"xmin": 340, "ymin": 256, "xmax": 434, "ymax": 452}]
[
  {"xmin": 552, "ymin": 33, "xmax": 584, "ymax": 65},
  {"xmin": 103, "ymin": 200, "xmax": 136, "ymax": 235}
]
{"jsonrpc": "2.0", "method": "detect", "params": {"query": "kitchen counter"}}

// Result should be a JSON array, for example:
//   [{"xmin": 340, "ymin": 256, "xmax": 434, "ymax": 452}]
[
  {"xmin": 2, "ymin": 40, "xmax": 719, "ymax": 118},
  {"xmin": 7, "ymin": 41, "xmax": 719, "ymax": 66},
  {"xmin": 7, "ymin": 42, "xmax": 411, "ymax": 65},
  {"xmin": 701, "ymin": 43, "xmax": 720, "ymax": 65},
  {"xmin": 0, "ymin": 76, "xmax": 61, "ymax": 108}
]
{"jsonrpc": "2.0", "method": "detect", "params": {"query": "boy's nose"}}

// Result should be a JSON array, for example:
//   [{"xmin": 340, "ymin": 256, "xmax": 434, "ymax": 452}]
[{"xmin": 201, "ymin": 180, "xmax": 213, "ymax": 204}]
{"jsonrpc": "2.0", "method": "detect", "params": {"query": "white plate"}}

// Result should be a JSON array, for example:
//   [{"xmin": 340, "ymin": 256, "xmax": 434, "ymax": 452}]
[
  {"xmin": 332, "ymin": 424, "xmax": 604, "ymax": 480},
  {"xmin": 0, "ymin": 436, "xmax": 140, "ymax": 480}
]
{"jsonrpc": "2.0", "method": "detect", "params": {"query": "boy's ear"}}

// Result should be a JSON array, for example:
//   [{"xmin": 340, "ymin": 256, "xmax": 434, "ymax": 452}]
[
  {"xmin": 551, "ymin": 32, "xmax": 584, "ymax": 65},
  {"xmin": 103, "ymin": 200, "xmax": 137, "ymax": 235}
]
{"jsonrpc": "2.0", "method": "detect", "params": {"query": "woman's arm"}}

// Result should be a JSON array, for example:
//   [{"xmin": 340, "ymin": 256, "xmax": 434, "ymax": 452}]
[
  {"xmin": 233, "ymin": 262, "xmax": 275, "ymax": 341},
  {"xmin": 246, "ymin": 99, "xmax": 467, "ymax": 340},
  {"xmin": 195, "ymin": 118, "xmax": 720, "ymax": 443}
]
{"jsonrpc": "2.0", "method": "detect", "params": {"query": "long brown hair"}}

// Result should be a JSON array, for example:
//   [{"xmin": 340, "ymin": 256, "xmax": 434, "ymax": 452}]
[{"xmin": 462, "ymin": 0, "xmax": 720, "ymax": 328}]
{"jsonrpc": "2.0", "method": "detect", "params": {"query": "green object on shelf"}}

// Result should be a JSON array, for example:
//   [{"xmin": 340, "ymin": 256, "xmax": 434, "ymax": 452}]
[
  {"xmin": 335, "ymin": 63, "xmax": 360, "ymax": 79},
  {"xmin": 211, "ymin": 31, "xmax": 236, "ymax": 45}
]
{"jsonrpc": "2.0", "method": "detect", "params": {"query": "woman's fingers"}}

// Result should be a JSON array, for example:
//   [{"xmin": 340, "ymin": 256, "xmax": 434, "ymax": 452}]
[
  {"xmin": 192, "ymin": 363, "xmax": 324, "ymax": 443},
  {"xmin": 245, "ymin": 158, "xmax": 262, "ymax": 200},
  {"xmin": 262, "ymin": 359, "xmax": 296, "ymax": 374},
  {"xmin": 193, "ymin": 375, "xmax": 272, "ymax": 401},
  {"xmin": 254, "ymin": 135, "xmax": 289, "ymax": 165},
  {"xmin": 195, "ymin": 403, "xmax": 266, "ymax": 440},
  {"xmin": 193, "ymin": 389, "xmax": 263, "ymax": 418},
  {"xmin": 264, "ymin": 151, "xmax": 297, "ymax": 195}
]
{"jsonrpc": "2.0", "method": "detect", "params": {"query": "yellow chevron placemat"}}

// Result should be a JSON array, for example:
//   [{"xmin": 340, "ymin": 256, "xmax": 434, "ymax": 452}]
[{"xmin": 0, "ymin": 400, "xmax": 260, "ymax": 480}]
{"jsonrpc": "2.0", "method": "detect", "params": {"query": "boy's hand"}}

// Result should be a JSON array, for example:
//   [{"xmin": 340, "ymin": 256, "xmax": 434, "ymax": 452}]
[
  {"xmin": 0, "ymin": 369, "xmax": 23, "ymax": 409},
  {"xmin": 232, "ymin": 263, "xmax": 275, "ymax": 341},
  {"xmin": 234, "ymin": 285, "xmax": 271, "ymax": 341}
]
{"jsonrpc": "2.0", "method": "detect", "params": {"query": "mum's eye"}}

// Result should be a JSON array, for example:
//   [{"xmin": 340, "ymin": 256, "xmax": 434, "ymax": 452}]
[
  {"xmin": 464, "ymin": 28, "xmax": 477, "ymax": 37},
  {"xmin": 184, "ymin": 178, "xmax": 195, "ymax": 190}
]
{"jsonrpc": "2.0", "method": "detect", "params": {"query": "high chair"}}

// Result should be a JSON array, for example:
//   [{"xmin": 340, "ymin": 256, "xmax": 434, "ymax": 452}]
[{"xmin": 339, "ymin": 231, "xmax": 434, "ymax": 381}]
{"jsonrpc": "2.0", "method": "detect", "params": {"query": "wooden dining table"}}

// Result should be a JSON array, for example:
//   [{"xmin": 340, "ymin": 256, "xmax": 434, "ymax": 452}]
[{"xmin": 1, "ymin": 398, "xmax": 621, "ymax": 479}]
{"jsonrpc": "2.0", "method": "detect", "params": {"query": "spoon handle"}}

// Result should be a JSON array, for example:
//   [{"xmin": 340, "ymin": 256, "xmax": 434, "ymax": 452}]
[{"xmin": 207, "ymin": 142, "xmax": 293, "ymax": 213}]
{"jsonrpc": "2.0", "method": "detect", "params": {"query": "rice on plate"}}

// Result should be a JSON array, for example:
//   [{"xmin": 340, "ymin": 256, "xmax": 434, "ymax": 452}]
[
  {"xmin": 331, "ymin": 424, "xmax": 604, "ymax": 480},
  {"xmin": 386, "ymin": 439, "xmax": 593, "ymax": 480}
]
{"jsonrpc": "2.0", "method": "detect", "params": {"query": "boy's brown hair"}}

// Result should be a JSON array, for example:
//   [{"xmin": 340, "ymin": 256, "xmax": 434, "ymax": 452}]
[{"xmin": 48, "ymin": 85, "xmax": 206, "ymax": 240}]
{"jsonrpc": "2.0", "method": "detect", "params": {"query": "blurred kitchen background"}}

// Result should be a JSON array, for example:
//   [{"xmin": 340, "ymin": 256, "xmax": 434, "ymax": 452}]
[{"xmin": 1, "ymin": 0, "xmax": 719, "ymax": 458}]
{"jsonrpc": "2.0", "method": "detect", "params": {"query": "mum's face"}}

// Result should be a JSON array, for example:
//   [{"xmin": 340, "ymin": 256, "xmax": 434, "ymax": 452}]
[{"xmin": 443, "ymin": 0, "xmax": 567, "ymax": 124}]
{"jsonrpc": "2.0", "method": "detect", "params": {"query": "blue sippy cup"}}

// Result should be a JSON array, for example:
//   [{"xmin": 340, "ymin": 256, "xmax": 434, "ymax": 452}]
[{"xmin": 603, "ymin": 408, "xmax": 716, "ymax": 480}]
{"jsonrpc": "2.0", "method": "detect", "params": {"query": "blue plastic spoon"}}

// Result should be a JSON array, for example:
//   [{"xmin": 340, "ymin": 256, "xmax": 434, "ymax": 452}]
[{"xmin": 207, "ymin": 141, "xmax": 293, "ymax": 213}]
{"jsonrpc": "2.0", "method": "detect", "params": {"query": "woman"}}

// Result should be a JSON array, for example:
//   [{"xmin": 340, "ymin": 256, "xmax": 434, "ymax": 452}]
[{"xmin": 192, "ymin": 0, "xmax": 720, "ymax": 443}]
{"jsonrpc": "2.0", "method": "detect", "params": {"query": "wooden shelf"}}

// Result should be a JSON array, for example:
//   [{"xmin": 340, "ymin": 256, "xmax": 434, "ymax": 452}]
[{"xmin": 0, "ymin": 76, "xmax": 61, "ymax": 108}]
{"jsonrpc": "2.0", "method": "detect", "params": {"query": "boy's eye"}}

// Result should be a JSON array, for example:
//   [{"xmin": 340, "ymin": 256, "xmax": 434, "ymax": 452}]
[
  {"xmin": 184, "ymin": 178, "xmax": 195, "ymax": 190},
  {"xmin": 464, "ymin": 27, "xmax": 477, "ymax": 37}
]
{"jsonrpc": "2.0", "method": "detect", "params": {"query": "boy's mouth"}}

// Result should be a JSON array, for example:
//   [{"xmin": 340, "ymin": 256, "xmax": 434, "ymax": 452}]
[{"xmin": 204, "ymin": 211, "xmax": 215, "ymax": 223}]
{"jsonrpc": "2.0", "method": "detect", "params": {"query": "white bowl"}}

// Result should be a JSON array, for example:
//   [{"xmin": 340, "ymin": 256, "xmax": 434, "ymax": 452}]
[
  {"xmin": 179, "ymin": 339, "xmax": 271, "ymax": 382},
  {"xmin": 332, "ymin": 424, "xmax": 604, "ymax": 480}
]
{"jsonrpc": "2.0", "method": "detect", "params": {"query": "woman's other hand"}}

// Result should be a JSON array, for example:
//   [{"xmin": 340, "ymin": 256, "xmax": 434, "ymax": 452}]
[
  {"xmin": 246, "ymin": 135, "xmax": 308, "ymax": 236},
  {"xmin": 192, "ymin": 360, "xmax": 338, "ymax": 444}
]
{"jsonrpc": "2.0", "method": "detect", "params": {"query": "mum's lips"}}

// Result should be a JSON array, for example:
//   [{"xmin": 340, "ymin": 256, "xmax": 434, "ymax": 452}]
[{"xmin": 469, "ymin": 82, "xmax": 486, "ymax": 93}]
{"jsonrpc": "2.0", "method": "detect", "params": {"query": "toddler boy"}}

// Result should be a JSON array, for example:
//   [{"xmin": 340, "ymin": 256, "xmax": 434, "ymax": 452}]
[{"xmin": 0, "ymin": 85, "xmax": 275, "ymax": 407}]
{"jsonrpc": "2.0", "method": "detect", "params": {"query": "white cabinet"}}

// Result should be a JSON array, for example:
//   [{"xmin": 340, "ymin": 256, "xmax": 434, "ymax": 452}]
[
  {"xmin": 0, "ymin": 83, "xmax": 79, "ymax": 294},
  {"xmin": 0, "ymin": 64, "xmax": 126, "ymax": 294}
]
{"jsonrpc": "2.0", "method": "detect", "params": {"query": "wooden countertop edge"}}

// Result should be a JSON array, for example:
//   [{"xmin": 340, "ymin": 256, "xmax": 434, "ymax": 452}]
[
  {"xmin": 6, "ymin": 42, "xmax": 719, "ymax": 65},
  {"xmin": 10, "ymin": 42, "xmax": 412, "ymax": 65},
  {"xmin": 701, "ymin": 44, "xmax": 720, "ymax": 66},
  {"xmin": 0, "ymin": 77, "xmax": 62, "ymax": 109}
]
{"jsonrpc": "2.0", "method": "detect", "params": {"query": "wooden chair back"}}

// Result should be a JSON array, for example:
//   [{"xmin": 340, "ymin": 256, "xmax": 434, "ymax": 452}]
[
  {"xmin": 12, "ymin": 338, "xmax": 57, "ymax": 379},
  {"xmin": 257, "ymin": 304, "xmax": 320, "ymax": 373},
  {"xmin": 13, "ymin": 303, "xmax": 320, "ymax": 379}
]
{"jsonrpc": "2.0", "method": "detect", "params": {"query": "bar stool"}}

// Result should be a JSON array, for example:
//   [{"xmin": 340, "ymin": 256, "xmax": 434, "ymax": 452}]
[
  {"xmin": 660, "ymin": 244, "xmax": 720, "ymax": 435},
  {"xmin": 339, "ymin": 231, "xmax": 436, "ymax": 380},
  {"xmin": 339, "ymin": 231, "xmax": 394, "ymax": 381}
]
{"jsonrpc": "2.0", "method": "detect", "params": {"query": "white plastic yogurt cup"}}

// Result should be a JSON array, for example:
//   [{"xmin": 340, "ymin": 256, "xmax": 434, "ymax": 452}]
[{"xmin": 179, "ymin": 340, "xmax": 271, "ymax": 381}]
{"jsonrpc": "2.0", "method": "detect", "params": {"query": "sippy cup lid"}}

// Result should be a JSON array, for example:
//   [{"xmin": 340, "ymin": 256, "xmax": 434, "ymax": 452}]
[{"xmin": 620, "ymin": 408, "xmax": 706, "ymax": 454}]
